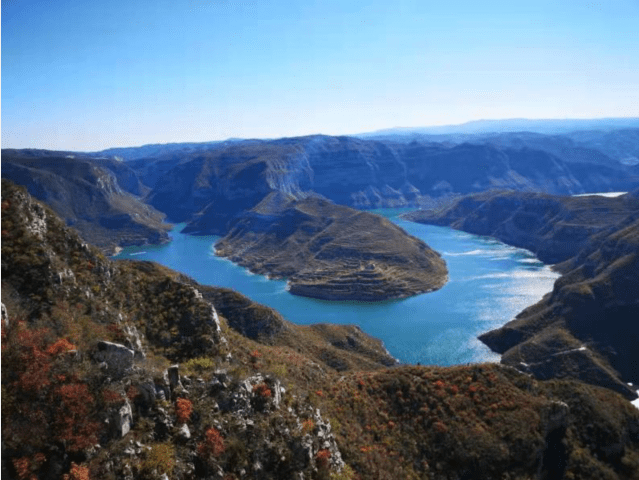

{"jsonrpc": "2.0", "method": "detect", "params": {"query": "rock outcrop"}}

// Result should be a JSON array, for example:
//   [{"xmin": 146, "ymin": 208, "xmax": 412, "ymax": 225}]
[{"xmin": 214, "ymin": 193, "xmax": 448, "ymax": 301}]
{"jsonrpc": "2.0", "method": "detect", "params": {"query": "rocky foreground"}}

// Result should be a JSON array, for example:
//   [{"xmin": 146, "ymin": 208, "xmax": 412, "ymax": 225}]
[
  {"xmin": 213, "ymin": 192, "xmax": 448, "ymax": 301},
  {"xmin": 405, "ymin": 189, "xmax": 639, "ymax": 399},
  {"xmin": 3, "ymin": 180, "xmax": 639, "ymax": 479}
]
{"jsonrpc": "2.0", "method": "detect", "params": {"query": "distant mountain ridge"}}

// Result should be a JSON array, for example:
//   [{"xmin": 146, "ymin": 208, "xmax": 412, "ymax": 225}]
[
  {"xmin": 131, "ymin": 134, "xmax": 637, "ymax": 230},
  {"xmin": 358, "ymin": 117, "xmax": 639, "ymax": 137},
  {"xmin": 4, "ymin": 124, "xmax": 637, "ymax": 254}
]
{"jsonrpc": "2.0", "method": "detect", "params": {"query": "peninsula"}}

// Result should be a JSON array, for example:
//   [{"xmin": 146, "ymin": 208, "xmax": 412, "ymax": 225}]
[{"xmin": 213, "ymin": 192, "xmax": 448, "ymax": 301}]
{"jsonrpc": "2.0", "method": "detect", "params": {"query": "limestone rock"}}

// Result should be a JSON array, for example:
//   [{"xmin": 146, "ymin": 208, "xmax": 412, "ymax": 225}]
[
  {"xmin": 110, "ymin": 400, "xmax": 134, "ymax": 438},
  {"xmin": 94, "ymin": 341, "xmax": 135, "ymax": 378}
]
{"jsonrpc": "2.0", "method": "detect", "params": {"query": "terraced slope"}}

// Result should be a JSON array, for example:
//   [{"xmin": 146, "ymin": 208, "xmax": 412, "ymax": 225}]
[{"xmin": 214, "ymin": 193, "xmax": 448, "ymax": 301}]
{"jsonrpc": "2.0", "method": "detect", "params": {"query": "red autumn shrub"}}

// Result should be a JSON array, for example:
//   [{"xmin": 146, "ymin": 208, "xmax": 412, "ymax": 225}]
[
  {"xmin": 176, "ymin": 398, "xmax": 193, "ymax": 424},
  {"xmin": 316, "ymin": 449, "xmax": 331, "ymax": 469},
  {"xmin": 126, "ymin": 385, "xmax": 140, "ymax": 401},
  {"xmin": 47, "ymin": 338, "xmax": 76, "ymax": 356},
  {"xmin": 53, "ymin": 383, "xmax": 100, "ymax": 452},
  {"xmin": 63, "ymin": 462, "xmax": 90, "ymax": 480},
  {"xmin": 102, "ymin": 388, "xmax": 124, "ymax": 406},
  {"xmin": 12, "ymin": 457, "xmax": 31, "ymax": 480},
  {"xmin": 198, "ymin": 427, "xmax": 225, "ymax": 458},
  {"xmin": 253, "ymin": 383, "xmax": 272, "ymax": 398}
]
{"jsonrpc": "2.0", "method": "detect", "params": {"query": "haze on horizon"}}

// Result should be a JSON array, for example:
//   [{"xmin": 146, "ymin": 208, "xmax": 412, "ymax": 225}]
[{"xmin": 2, "ymin": 0, "xmax": 639, "ymax": 152}]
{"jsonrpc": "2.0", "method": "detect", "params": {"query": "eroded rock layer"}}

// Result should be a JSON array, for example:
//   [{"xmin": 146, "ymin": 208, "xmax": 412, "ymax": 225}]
[{"xmin": 214, "ymin": 193, "xmax": 448, "ymax": 301}]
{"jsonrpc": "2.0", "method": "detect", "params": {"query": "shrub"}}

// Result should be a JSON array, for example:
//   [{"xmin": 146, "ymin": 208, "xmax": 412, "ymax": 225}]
[
  {"xmin": 198, "ymin": 427, "xmax": 225, "ymax": 458},
  {"xmin": 141, "ymin": 443, "xmax": 176, "ymax": 478},
  {"xmin": 253, "ymin": 383, "xmax": 272, "ymax": 398},
  {"xmin": 316, "ymin": 449, "xmax": 331, "ymax": 469},
  {"xmin": 183, "ymin": 356, "xmax": 215, "ymax": 375},
  {"xmin": 47, "ymin": 338, "xmax": 76, "ymax": 356},
  {"xmin": 63, "ymin": 463, "xmax": 90, "ymax": 480},
  {"xmin": 302, "ymin": 419, "xmax": 315, "ymax": 434},
  {"xmin": 176, "ymin": 398, "xmax": 193, "ymax": 424},
  {"xmin": 53, "ymin": 383, "xmax": 101, "ymax": 452}
]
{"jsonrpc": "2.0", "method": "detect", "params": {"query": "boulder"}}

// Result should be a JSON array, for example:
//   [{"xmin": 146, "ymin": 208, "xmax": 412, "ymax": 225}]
[{"xmin": 94, "ymin": 341, "xmax": 135, "ymax": 378}]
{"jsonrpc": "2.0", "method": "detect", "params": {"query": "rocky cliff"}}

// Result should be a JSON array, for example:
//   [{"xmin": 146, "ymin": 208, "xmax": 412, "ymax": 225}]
[
  {"xmin": 403, "ymin": 189, "xmax": 639, "ymax": 265},
  {"xmin": 125, "ymin": 134, "xmax": 638, "ymax": 229},
  {"xmin": 213, "ymin": 193, "xmax": 448, "ymax": 301},
  {"xmin": 1, "ymin": 150, "xmax": 171, "ymax": 254},
  {"xmin": 405, "ymin": 190, "xmax": 639, "ymax": 399},
  {"xmin": 3, "ymin": 180, "xmax": 639, "ymax": 479}
]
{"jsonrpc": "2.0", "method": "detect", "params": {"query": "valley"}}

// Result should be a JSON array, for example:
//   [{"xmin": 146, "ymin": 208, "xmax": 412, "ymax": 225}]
[
  {"xmin": 4, "ymin": 178, "xmax": 639, "ymax": 480},
  {"xmin": 2, "ymin": 121, "xmax": 639, "ymax": 479}
]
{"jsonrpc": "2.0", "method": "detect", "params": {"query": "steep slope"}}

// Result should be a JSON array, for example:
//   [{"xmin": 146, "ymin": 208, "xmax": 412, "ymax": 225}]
[
  {"xmin": 479, "ymin": 212, "xmax": 639, "ymax": 399},
  {"xmin": 403, "ymin": 189, "xmax": 639, "ymax": 264},
  {"xmin": 145, "ymin": 141, "xmax": 307, "ymax": 226},
  {"xmin": 1, "ymin": 150, "xmax": 171, "ymax": 254},
  {"xmin": 128, "ymin": 134, "xmax": 638, "ymax": 231},
  {"xmin": 0, "ymin": 179, "xmax": 389, "ymax": 479},
  {"xmin": 3, "ymin": 180, "xmax": 639, "ymax": 480},
  {"xmin": 405, "ymin": 190, "xmax": 639, "ymax": 398},
  {"xmin": 213, "ymin": 193, "xmax": 448, "ymax": 301}
]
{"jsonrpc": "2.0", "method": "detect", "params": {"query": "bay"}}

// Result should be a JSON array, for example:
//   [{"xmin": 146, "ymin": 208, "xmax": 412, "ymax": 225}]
[{"xmin": 114, "ymin": 209, "xmax": 560, "ymax": 366}]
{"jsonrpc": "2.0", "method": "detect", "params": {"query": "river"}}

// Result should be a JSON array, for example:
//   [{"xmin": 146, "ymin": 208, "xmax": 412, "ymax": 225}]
[{"xmin": 113, "ymin": 209, "xmax": 560, "ymax": 366}]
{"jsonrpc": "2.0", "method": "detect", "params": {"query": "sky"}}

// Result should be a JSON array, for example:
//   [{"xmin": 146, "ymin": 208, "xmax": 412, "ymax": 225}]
[{"xmin": 2, "ymin": 0, "xmax": 639, "ymax": 151}]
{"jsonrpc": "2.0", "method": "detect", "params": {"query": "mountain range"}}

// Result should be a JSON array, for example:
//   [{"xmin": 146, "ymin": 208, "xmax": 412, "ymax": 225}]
[
  {"xmin": 2, "ymin": 119, "xmax": 639, "ymax": 477},
  {"xmin": 3, "ymin": 179, "xmax": 639, "ymax": 479}
]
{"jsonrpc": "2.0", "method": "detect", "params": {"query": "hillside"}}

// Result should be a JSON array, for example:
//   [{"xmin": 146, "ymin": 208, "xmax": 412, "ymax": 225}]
[
  {"xmin": 212, "ymin": 193, "xmax": 448, "ymax": 301},
  {"xmin": 405, "ymin": 190, "xmax": 639, "ymax": 399},
  {"xmin": 118, "ymin": 134, "xmax": 638, "ymax": 229},
  {"xmin": 403, "ymin": 189, "xmax": 639, "ymax": 265},
  {"xmin": 4, "ymin": 180, "xmax": 639, "ymax": 480},
  {"xmin": 1, "ymin": 150, "xmax": 171, "ymax": 254}
]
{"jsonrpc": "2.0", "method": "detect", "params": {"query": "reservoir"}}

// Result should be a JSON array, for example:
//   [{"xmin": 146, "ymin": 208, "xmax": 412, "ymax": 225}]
[{"xmin": 114, "ymin": 210, "xmax": 560, "ymax": 366}]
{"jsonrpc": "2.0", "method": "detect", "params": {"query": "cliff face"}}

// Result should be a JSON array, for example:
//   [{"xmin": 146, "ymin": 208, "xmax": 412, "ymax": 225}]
[
  {"xmin": 1, "ymin": 151, "xmax": 171, "ymax": 254},
  {"xmin": 3, "ymin": 180, "xmax": 639, "ymax": 480},
  {"xmin": 405, "ymin": 190, "xmax": 639, "ymax": 399},
  {"xmin": 403, "ymin": 190, "xmax": 639, "ymax": 265},
  {"xmin": 128, "ymin": 135, "xmax": 638, "ymax": 231},
  {"xmin": 213, "ymin": 193, "xmax": 448, "ymax": 301}
]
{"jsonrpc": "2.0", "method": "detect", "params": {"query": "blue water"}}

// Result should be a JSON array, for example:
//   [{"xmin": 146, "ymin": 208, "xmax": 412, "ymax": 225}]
[{"xmin": 114, "ymin": 210, "xmax": 559, "ymax": 366}]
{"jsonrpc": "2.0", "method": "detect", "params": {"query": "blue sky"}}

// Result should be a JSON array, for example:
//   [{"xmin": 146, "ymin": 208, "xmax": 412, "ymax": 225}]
[{"xmin": 2, "ymin": 0, "xmax": 638, "ymax": 151}]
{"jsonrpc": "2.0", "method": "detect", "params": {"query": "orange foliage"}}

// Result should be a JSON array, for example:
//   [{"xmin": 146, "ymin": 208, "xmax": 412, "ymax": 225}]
[
  {"xmin": 53, "ymin": 383, "xmax": 100, "ymax": 451},
  {"xmin": 46, "ymin": 338, "xmax": 76, "ymax": 356},
  {"xmin": 176, "ymin": 398, "xmax": 193, "ymax": 424},
  {"xmin": 12, "ymin": 457, "xmax": 31, "ymax": 480},
  {"xmin": 316, "ymin": 448, "xmax": 331, "ymax": 469},
  {"xmin": 102, "ymin": 388, "xmax": 124, "ymax": 405},
  {"xmin": 253, "ymin": 383, "xmax": 272, "ymax": 398},
  {"xmin": 302, "ymin": 419, "xmax": 315, "ymax": 434},
  {"xmin": 63, "ymin": 462, "xmax": 90, "ymax": 480},
  {"xmin": 198, "ymin": 427, "xmax": 225, "ymax": 458},
  {"xmin": 126, "ymin": 385, "xmax": 140, "ymax": 401}
]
